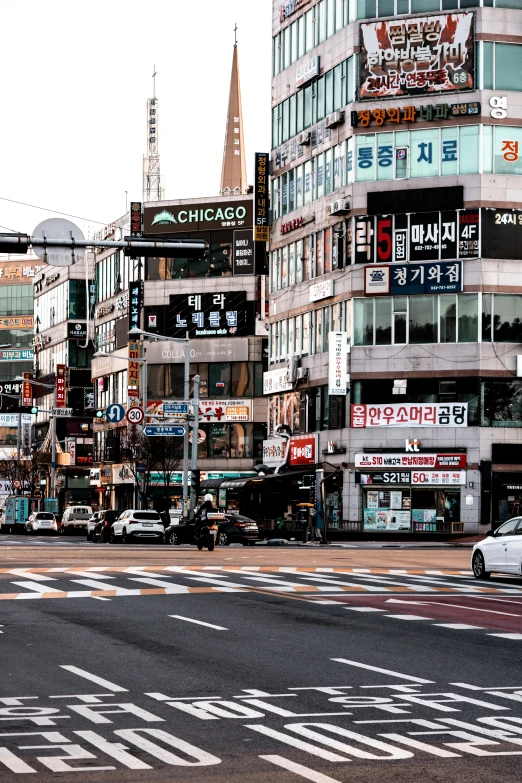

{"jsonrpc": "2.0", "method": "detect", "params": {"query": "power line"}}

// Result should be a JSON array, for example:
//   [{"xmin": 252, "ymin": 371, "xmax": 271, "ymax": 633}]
[{"xmin": 0, "ymin": 196, "xmax": 108, "ymax": 226}]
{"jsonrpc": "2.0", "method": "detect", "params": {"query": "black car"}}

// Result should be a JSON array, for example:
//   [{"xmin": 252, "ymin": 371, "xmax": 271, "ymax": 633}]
[
  {"xmin": 164, "ymin": 513, "xmax": 262, "ymax": 547},
  {"xmin": 92, "ymin": 510, "xmax": 120, "ymax": 542}
]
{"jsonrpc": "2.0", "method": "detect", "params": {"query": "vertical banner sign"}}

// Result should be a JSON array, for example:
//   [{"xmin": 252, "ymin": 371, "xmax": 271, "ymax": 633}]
[
  {"xmin": 55, "ymin": 365, "xmax": 66, "ymax": 408},
  {"xmin": 22, "ymin": 420, "xmax": 31, "ymax": 457},
  {"xmin": 22, "ymin": 372, "xmax": 33, "ymax": 407},
  {"xmin": 328, "ymin": 332, "xmax": 347, "ymax": 396},
  {"xmin": 128, "ymin": 341, "xmax": 141, "ymax": 399},
  {"xmin": 130, "ymin": 202, "xmax": 142, "ymax": 237},
  {"xmin": 254, "ymin": 153, "xmax": 270, "ymax": 242},
  {"xmin": 129, "ymin": 281, "xmax": 143, "ymax": 332},
  {"xmin": 233, "ymin": 229, "xmax": 255, "ymax": 275}
]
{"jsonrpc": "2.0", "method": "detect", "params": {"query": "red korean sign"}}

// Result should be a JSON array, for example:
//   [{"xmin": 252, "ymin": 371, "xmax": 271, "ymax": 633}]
[
  {"xmin": 289, "ymin": 434, "xmax": 318, "ymax": 466},
  {"xmin": 55, "ymin": 365, "xmax": 66, "ymax": 408},
  {"xmin": 22, "ymin": 372, "xmax": 33, "ymax": 408},
  {"xmin": 128, "ymin": 341, "xmax": 141, "ymax": 390},
  {"xmin": 359, "ymin": 12, "xmax": 475, "ymax": 100}
]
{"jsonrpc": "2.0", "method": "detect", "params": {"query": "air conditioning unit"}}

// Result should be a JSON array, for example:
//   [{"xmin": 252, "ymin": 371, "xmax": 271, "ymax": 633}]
[
  {"xmin": 328, "ymin": 198, "xmax": 351, "ymax": 216},
  {"xmin": 299, "ymin": 131, "xmax": 311, "ymax": 146},
  {"xmin": 325, "ymin": 110, "xmax": 345, "ymax": 129},
  {"xmin": 296, "ymin": 367, "xmax": 309, "ymax": 381}
]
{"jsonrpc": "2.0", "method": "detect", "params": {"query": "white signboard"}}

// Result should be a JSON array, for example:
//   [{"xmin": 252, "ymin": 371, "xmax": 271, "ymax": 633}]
[
  {"xmin": 310, "ymin": 279, "xmax": 334, "ymax": 303},
  {"xmin": 147, "ymin": 399, "xmax": 252, "ymax": 423},
  {"xmin": 355, "ymin": 453, "xmax": 466, "ymax": 469},
  {"xmin": 262, "ymin": 438, "xmax": 287, "ymax": 468},
  {"xmin": 411, "ymin": 471, "xmax": 467, "ymax": 486},
  {"xmin": 364, "ymin": 266, "xmax": 390, "ymax": 295},
  {"xmin": 0, "ymin": 413, "xmax": 33, "ymax": 426},
  {"xmin": 296, "ymin": 56, "xmax": 320, "ymax": 88},
  {"xmin": 351, "ymin": 403, "xmax": 468, "ymax": 428},
  {"xmin": 263, "ymin": 367, "xmax": 292, "ymax": 395},
  {"xmin": 328, "ymin": 332, "xmax": 347, "ymax": 396}
]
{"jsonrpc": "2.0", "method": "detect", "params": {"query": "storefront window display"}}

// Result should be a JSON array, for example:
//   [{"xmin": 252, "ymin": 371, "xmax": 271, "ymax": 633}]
[{"xmin": 361, "ymin": 484, "xmax": 461, "ymax": 533}]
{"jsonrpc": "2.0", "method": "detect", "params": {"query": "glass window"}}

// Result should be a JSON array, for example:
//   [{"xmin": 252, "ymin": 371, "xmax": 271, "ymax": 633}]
[
  {"xmin": 377, "ymin": 133, "xmax": 394, "ymax": 181},
  {"xmin": 356, "ymin": 134, "xmax": 376, "ymax": 182},
  {"xmin": 208, "ymin": 424, "xmax": 229, "ymax": 457},
  {"xmin": 482, "ymin": 41, "xmax": 493, "ymax": 90},
  {"xmin": 493, "ymin": 295, "xmax": 522, "ymax": 343},
  {"xmin": 459, "ymin": 126, "xmax": 479, "ymax": 175},
  {"xmin": 357, "ymin": 0, "xmax": 376, "ymax": 17},
  {"xmin": 289, "ymin": 93, "xmax": 296, "ymax": 139},
  {"xmin": 231, "ymin": 363, "xmax": 254, "ymax": 397},
  {"xmin": 316, "ymin": 153, "xmax": 325, "ymax": 200},
  {"xmin": 324, "ymin": 228, "xmax": 332, "ymax": 275},
  {"xmin": 335, "ymin": 0, "xmax": 344, "ymax": 31},
  {"xmin": 289, "ymin": 168, "xmax": 295, "ymax": 213},
  {"xmin": 304, "ymin": 160, "xmax": 313, "ymax": 204},
  {"xmin": 378, "ymin": 0, "xmax": 394, "ymax": 16},
  {"xmin": 375, "ymin": 298, "xmax": 392, "ymax": 345},
  {"xmin": 295, "ymin": 314, "xmax": 302, "ymax": 353},
  {"xmin": 483, "ymin": 125, "xmax": 493, "ymax": 175},
  {"xmin": 208, "ymin": 363, "xmax": 231, "ymax": 397},
  {"xmin": 230, "ymin": 424, "xmax": 253, "ymax": 458},
  {"xmin": 409, "ymin": 296, "xmax": 437, "ymax": 343},
  {"xmin": 298, "ymin": 15, "xmax": 306, "ymax": 59},
  {"xmin": 282, "ymin": 99, "xmax": 289, "ymax": 143},
  {"xmin": 441, "ymin": 126, "xmax": 458, "ymax": 177},
  {"xmin": 324, "ymin": 147, "xmax": 333, "ymax": 194},
  {"xmin": 305, "ymin": 8, "xmax": 314, "ymax": 52},
  {"xmin": 411, "ymin": 0, "xmax": 440, "ymax": 10},
  {"xmin": 316, "ymin": 76, "xmax": 325, "ymax": 122},
  {"xmin": 304, "ymin": 85, "xmax": 313, "ymax": 129},
  {"xmin": 282, "ymin": 244, "xmax": 288, "ymax": 289},
  {"xmin": 482, "ymin": 293, "xmax": 492, "ymax": 342},
  {"xmin": 354, "ymin": 299, "xmax": 374, "ymax": 345},
  {"xmin": 494, "ymin": 126, "xmax": 522, "ymax": 176},
  {"xmin": 483, "ymin": 380, "xmax": 522, "ymax": 428},
  {"xmin": 303, "ymin": 311, "xmax": 311, "ymax": 354},
  {"xmin": 296, "ymin": 89, "xmax": 304, "ymax": 134},
  {"xmin": 284, "ymin": 26, "xmax": 291, "ymax": 70},
  {"xmin": 291, "ymin": 21, "xmax": 298, "ymax": 64},
  {"xmin": 325, "ymin": 69, "xmax": 333, "ymax": 116},
  {"xmin": 296, "ymin": 164, "xmax": 304, "ymax": 208},
  {"xmin": 440, "ymin": 294, "xmax": 457, "ymax": 343},
  {"xmin": 316, "ymin": 231, "xmax": 324, "ymax": 277},
  {"xmin": 289, "ymin": 243, "xmax": 296, "ymax": 287},
  {"xmin": 303, "ymin": 235, "xmax": 311, "ymax": 281},
  {"xmin": 458, "ymin": 294, "xmax": 478, "ymax": 343},
  {"xmin": 315, "ymin": 308, "xmax": 323, "ymax": 354},
  {"xmin": 327, "ymin": 0, "xmax": 335, "ymax": 37},
  {"xmin": 347, "ymin": 56, "xmax": 354, "ymax": 104},
  {"xmin": 410, "ymin": 128, "xmax": 440, "ymax": 179},
  {"xmin": 318, "ymin": 0, "xmax": 326, "ymax": 42},
  {"xmin": 333, "ymin": 64, "xmax": 343, "ymax": 111},
  {"xmin": 393, "ymin": 297, "xmax": 407, "ymax": 344}
]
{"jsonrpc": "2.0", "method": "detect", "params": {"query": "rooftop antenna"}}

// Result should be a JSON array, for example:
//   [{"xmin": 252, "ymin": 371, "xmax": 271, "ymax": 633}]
[{"xmin": 142, "ymin": 66, "xmax": 163, "ymax": 202}]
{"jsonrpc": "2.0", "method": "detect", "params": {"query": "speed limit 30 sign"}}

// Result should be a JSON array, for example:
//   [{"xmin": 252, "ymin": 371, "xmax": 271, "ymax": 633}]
[{"xmin": 126, "ymin": 406, "xmax": 144, "ymax": 425}]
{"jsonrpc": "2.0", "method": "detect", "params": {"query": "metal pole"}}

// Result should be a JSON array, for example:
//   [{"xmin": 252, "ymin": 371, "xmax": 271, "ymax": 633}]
[
  {"xmin": 189, "ymin": 374, "xmax": 200, "ymax": 519},
  {"xmin": 16, "ymin": 402, "xmax": 21, "ymax": 495},
  {"xmin": 50, "ymin": 386, "xmax": 57, "ymax": 499},
  {"xmin": 140, "ymin": 356, "xmax": 148, "ymax": 510},
  {"xmin": 182, "ymin": 334, "xmax": 190, "ymax": 517}
]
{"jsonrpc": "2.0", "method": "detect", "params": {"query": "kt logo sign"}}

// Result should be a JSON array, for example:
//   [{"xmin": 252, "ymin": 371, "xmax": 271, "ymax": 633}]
[{"xmin": 405, "ymin": 439, "xmax": 420, "ymax": 452}]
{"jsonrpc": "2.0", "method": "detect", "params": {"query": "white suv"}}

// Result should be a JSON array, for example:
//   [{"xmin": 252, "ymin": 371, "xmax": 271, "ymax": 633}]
[
  {"xmin": 111, "ymin": 510, "xmax": 164, "ymax": 544},
  {"xmin": 25, "ymin": 512, "xmax": 58, "ymax": 535}
]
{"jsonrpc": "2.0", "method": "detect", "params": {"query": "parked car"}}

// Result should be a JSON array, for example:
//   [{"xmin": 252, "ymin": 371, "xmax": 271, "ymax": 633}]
[
  {"xmin": 164, "ymin": 513, "xmax": 262, "ymax": 547},
  {"xmin": 110, "ymin": 509, "xmax": 164, "ymax": 544},
  {"xmin": 472, "ymin": 517, "xmax": 522, "ymax": 579},
  {"xmin": 91, "ymin": 510, "xmax": 121, "ymax": 542},
  {"xmin": 25, "ymin": 512, "xmax": 58, "ymax": 535},
  {"xmin": 61, "ymin": 505, "xmax": 93, "ymax": 534},
  {"xmin": 87, "ymin": 511, "xmax": 102, "ymax": 541}
]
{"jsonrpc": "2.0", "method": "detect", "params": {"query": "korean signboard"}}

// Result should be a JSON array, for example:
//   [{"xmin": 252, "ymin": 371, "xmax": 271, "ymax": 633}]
[
  {"xmin": 233, "ymin": 229, "xmax": 255, "ymax": 275},
  {"xmin": 280, "ymin": 0, "xmax": 309, "ymax": 22},
  {"xmin": 0, "ymin": 262, "xmax": 45, "ymax": 282},
  {"xmin": 359, "ymin": 12, "xmax": 475, "ymax": 100},
  {"xmin": 130, "ymin": 202, "xmax": 142, "ymax": 237},
  {"xmin": 296, "ymin": 56, "xmax": 320, "ymax": 88},
  {"xmin": 67, "ymin": 322, "xmax": 87, "ymax": 339},
  {"xmin": 352, "ymin": 101, "xmax": 479, "ymax": 128},
  {"xmin": 364, "ymin": 261, "xmax": 462, "ymax": 296},
  {"xmin": 289, "ymin": 434, "xmax": 318, "ymax": 466},
  {"xmin": 0, "ymin": 349, "xmax": 34, "ymax": 361},
  {"xmin": 356, "ymin": 470, "xmax": 466, "ymax": 485},
  {"xmin": 351, "ymin": 403, "xmax": 468, "ymax": 428},
  {"xmin": 128, "ymin": 342, "xmax": 141, "ymax": 396},
  {"xmin": 262, "ymin": 437, "xmax": 287, "ymax": 468},
  {"xmin": 354, "ymin": 210, "xmax": 479, "ymax": 265},
  {"xmin": 167, "ymin": 292, "xmax": 247, "ymax": 338},
  {"xmin": 55, "ymin": 365, "xmax": 66, "ymax": 408},
  {"xmin": 310, "ymin": 279, "xmax": 334, "ymax": 303},
  {"xmin": 145, "ymin": 338, "xmax": 249, "ymax": 364},
  {"xmin": 263, "ymin": 367, "xmax": 293, "ymax": 395},
  {"xmin": 355, "ymin": 452, "xmax": 466, "ymax": 469},
  {"xmin": 482, "ymin": 208, "xmax": 522, "ymax": 260},
  {"xmin": 143, "ymin": 200, "xmax": 253, "ymax": 235},
  {"xmin": 128, "ymin": 281, "xmax": 143, "ymax": 332},
  {"xmin": 147, "ymin": 399, "xmax": 252, "ymax": 423},
  {"xmin": 254, "ymin": 153, "xmax": 270, "ymax": 242},
  {"xmin": 0, "ymin": 316, "xmax": 34, "ymax": 329},
  {"xmin": 328, "ymin": 332, "xmax": 347, "ymax": 397},
  {"xmin": 22, "ymin": 372, "xmax": 33, "ymax": 408}
]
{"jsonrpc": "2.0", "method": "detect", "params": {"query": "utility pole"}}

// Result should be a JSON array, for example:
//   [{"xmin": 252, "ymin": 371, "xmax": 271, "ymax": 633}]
[
  {"xmin": 182, "ymin": 332, "xmax": 190, "ymax": 516},
  {"xmin": 189, "ymin": 375, "xmax": 200, "ymax": 519}
]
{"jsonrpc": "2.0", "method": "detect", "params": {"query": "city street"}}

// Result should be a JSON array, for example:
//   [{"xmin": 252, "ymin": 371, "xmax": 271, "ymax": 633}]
[{"xmin": 0, "ymin": 542, "xmax": 521, "ymax": 782}]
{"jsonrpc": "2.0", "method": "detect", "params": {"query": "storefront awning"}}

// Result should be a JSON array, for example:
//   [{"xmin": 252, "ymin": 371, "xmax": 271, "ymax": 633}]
[
  {"xmin": 199, "ymin": 479, "xmax": 226, "ymax": 489},
  {"xmin": 201, "ymin": 470, "xmax": 318, "ymax": 492}
]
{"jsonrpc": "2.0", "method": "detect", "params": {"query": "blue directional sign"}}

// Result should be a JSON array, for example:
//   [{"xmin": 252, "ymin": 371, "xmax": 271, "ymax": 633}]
[
  {"xmin": 163, "ymin": 402, "xmax": 189, "ymax": 416},
  {"xmin": 144, "ymin": 425, "xmax": 185, "ymax": 437},
  {"xmin": 105, "ymin": 403, "xmax": 125, "ymax": 423}
]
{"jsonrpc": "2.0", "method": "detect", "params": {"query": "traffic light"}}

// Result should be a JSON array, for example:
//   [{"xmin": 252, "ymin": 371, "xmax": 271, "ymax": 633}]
[
  {"xmin": 190, "ymin": 469, "xmax": 200, "ymax": 499},
  {"xmin": 95, "ymin": 409, "xmax": 104, "ymax": 419},
  {"xmin": 30, "ymin": 406, "xmax": 38, "ymax": 415}
]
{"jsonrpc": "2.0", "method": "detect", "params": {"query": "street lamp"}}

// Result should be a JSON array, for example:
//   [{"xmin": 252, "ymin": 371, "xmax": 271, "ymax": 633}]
[{"xmin": 14, "ymin": 375, "xmax": 58, "ymax": 500}]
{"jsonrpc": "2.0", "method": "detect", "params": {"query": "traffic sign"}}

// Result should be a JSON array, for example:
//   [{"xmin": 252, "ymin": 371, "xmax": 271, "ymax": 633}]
[
  {"xmin": 32, "ymin": 218, "xmax": 86, "ymax": 267},
  {"xmin": 53, "ymin": 407, "xmax": 73, "ymax": 417},
  {"xmin": 105, "ymin": 404, "xmax": 125, "ymax": 423},
  {"xmin": 163, "ymin": 402, "xmax": 189, "ymax": 417},
  {"xmin": 126, "ymin": 406, "xmax": 144, "ymax": 425},
  {"xmin": 13, "ymin": 479, "xmax": 21, "ymax": 489},
  {"xmin": 144, "ymin": 425, "xmax": 185, "ymax": 437}
]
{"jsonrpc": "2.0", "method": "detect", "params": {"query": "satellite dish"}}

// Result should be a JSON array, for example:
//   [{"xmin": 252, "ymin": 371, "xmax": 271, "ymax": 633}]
[{"xmin": 32, "ymin": 218, "xmax": 86, "ymax": 267}]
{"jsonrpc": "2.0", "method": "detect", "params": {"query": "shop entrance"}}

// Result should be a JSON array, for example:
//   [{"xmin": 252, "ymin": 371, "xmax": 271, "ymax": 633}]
[
  {"xmin": 492, "ymin": 473, "xmax": 522, "ymax": 526},
  {"xmin": 361, "ymin": 485, "xmax": 461, "ymax": 533}
]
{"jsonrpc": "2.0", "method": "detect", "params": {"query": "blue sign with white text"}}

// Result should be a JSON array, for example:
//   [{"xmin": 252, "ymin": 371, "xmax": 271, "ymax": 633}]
[{"xmin": 144, "ymin": 425, "xmax": 185, "ymax": 437}]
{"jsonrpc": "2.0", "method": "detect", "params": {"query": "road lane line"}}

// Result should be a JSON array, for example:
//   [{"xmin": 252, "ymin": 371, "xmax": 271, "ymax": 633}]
[
  {"xmin": 487, "ymin": 633, "xmax": 522, "ymax": 640},
  {"xmin": 129, "ymin": 578, "xmax": 194, "ymax": 592},
  {"xmin": 346, "ymin": 607, "xmax": 386, "ymax": 612},
  {"xmin": 60, "ymin": 665, "xmax": 128, "ymax": 692},
  {"xmin": 433, "ymin": 623, "xmax": 484, "ymax": 630},
  {"xmin": 70, "ymin": 579, "xmax": 134, "ymax": 594},
  {"xmin": 260, "ymin": 755, "xmax": 342, "ymax": 782},
  {"xmin": 8, "ymin": 570, "xmax": 57, "ymax": 581},
  {"xmin": 332, "ymin": 658, "xmax": 434, "ymax": 684},
  {"xmin": 169, "ymin": 615, "xmax": 228, "ymax": 631},
  {"xmin": 385, "ymin": 615, "xmax": 430, "ymax": 621},
  {"xmin": 385, "ymin": 598, "xmax": 522, "ymax": 617}
]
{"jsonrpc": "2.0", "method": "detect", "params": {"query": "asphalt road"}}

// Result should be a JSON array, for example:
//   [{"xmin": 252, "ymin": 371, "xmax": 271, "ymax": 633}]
[{"xmin": 0, "ymin": 542, "xmax": 521, "ymax": 782}]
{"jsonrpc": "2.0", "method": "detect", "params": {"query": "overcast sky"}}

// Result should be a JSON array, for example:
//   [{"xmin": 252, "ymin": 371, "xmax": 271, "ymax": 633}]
[{"xmin": 0, "ymin": 0, "xmax": 272, "ymax": 240}]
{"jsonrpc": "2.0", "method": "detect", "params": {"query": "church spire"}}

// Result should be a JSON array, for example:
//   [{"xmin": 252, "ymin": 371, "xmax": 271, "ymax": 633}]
[{"xmin": 220, "ymin": 27, "xmax": 247, "ymax": 196}]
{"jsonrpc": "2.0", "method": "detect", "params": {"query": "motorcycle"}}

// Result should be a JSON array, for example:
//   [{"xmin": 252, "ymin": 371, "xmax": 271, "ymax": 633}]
[{"xmin": 195, "ymin": 523, "xmax": 218, "ymax": 552}]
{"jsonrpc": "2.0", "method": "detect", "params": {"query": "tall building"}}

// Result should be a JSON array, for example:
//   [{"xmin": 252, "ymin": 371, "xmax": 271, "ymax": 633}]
[
  {"xmin": 91, "ymin": 44, "xmax": 267, "ymax": 512},
  {"xmin": 268, "ymin": 0, "xmax": 522, "ymax": 536}
]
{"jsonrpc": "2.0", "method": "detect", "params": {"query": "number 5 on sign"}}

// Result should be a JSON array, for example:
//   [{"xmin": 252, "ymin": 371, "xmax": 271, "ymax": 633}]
[{"xmin": 126, "ymin": 406, "xmax": 144, "ymax": 425}]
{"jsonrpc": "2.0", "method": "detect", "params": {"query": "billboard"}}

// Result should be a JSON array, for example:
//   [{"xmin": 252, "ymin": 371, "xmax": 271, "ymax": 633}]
[
  {"xmin": 328, "ymin": 332, "xmax": 348, "ymax": 397},
  {"xmin": 167, "ymin": 292, "xmax": 247, "ymax": 338},
  {"xmin": 364, "ymin": 261, "xmax": 462, "ymax": 296},
  {"xmin": 351, "ymin": 403, "xmax": 468, "ymax": 428},
  {"xmin": 359, "ymin": 13, "xmax": 475, "ymax": 100},
  {"xmin": 143, "ymin": 200, "xmax": 253, "ymax": 235}
]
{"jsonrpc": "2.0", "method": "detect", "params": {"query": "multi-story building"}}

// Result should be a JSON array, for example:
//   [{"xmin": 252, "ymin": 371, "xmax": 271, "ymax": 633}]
[
  {"xmin": 32, "ymin": 255, "xmax": 95, "ymax": 508},
  {"xmin": 268, "ymin": 0, "xmax": 522, "ymax": 535},
  {"xmin": 91, "ymin": 43, "xmax": 268, "ymax": 512}
]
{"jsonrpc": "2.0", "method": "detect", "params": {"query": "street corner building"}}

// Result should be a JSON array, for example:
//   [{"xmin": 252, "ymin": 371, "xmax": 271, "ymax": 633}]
[{"xmin": 266, "ymin": 0, "xmax": 522, "ymax": 536}]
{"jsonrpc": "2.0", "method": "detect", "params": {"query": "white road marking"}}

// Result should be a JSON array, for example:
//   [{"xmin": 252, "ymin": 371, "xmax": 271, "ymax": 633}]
[
  {"xmin": 385, "ymin": 615, "xmax": 430, "ymax": 621},
  {"xmin": 385, "ymin": 598, "xmax": 522, "ymax": 617},
  {"xmin": 91, "ymin": 596, "xmax": 111, "ymax": 601},
  {"xmin": 332, "ymin": 658, "xmax": 434, "ymax": 684},
  {"xmin": 8, "ymin": 569, "xmax": 57, "ymax": 581},
  {"xmin": 487, "ymin": 633, "xmax": 522, "ymax": 640},
  {"xmin": 70, "ymin": 579, "xmax": 133, "ymax": 594},
  {"xmin": 433, "ymin": 624, "xmax": 484, "ymax": 630},
  {"xmin": 346, "ymin": 607, "xmax": 385, "ymax": 612},
  {"xmin": 247, "ymin": 726, "xmax": 347, "ymax": 761},
  {"xmin": 65, "ymin": 571, "xmax": 116, "ymax": 580},
  {"xmin": 129, "ymin": 578, "xmax": 193, "ymax": 592},
  {"xmin": 169, "ymin": 615, "xmax": 228, "ymax": 630},
  {"xmin": 0, "ymin": 747, "xmax": 36, "ymax": 773},
  {"xmin": 379, "ymin": 733, "xmax": 460, "ymax": 758},
  {"xmin": 60, "ymin": 665, "xmax": 128, "ymax": 692},
  {"xmin": 11, "ymin": 581, "xmax": 63, "ymax": 593},
  {"xmin": 260, "ymin": 755, "xmax": 342, "ymax": 782}
]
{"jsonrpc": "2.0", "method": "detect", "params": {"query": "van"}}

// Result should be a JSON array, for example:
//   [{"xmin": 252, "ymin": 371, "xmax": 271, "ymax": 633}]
[
  {"xmin": 61, "ymin": 505, "xmax": 93, "ymax": 533},
  {"xmin": 2, "ymin": 496, "xmax": 29, "ymax": 534}
]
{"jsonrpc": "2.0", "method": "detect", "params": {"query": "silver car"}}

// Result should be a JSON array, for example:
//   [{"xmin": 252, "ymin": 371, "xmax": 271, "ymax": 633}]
[{"xmin": 25, "ymin": 512, "xmax": 58, "ymax": 535}]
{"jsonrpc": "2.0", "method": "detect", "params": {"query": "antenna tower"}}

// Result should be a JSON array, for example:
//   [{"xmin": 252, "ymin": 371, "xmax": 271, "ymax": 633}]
[{"xmin": 143, "ymin": 66, "xmax": 163, "ymax": 202}]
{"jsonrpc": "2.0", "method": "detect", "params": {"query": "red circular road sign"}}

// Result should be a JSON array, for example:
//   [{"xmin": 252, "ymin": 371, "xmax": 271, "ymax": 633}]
[
  {"xmin": 126, "ymin": 406, "xmax": 144, "ymax": 425},
  {"xmin": 13, "ymin": 479, "xmax": 22, "ymax": 489}
]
